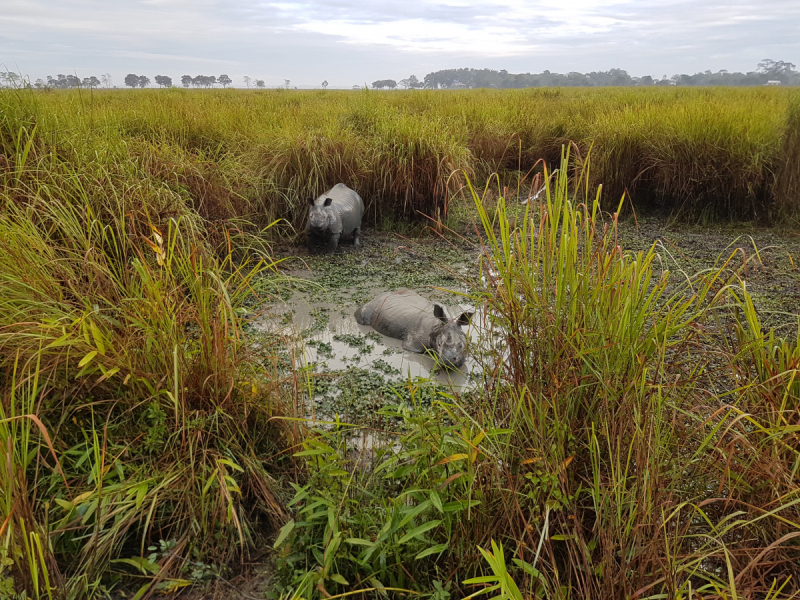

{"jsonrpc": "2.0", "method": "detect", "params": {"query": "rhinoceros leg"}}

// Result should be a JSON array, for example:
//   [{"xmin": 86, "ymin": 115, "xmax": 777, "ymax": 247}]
[
  {"xmin": 306, "ymin": 232, "xmax": 322, "ymax": 254},
  {"xmin": 353, "ymin": 227, "xmax": 361, "ymax": 247},
  {"xmin": 326, "ymin": 233, "xmax": 340, "ymax": 254}
]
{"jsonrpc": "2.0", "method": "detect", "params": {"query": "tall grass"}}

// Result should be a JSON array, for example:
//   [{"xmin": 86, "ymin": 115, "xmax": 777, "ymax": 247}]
[
  {"xmin": 466, "ymin": 148, "xmax": 800, "ymax": 598},
  {"xmin": 270, "ymin": 150, "xmax": 799, "ymax": 598},
  {"xmin": 774, "ymin": 91, "xmax": 800, "ymax": 220},
  {"xmin": 2, "ymin": 83, "xmax": 800, "ymax": 597},
  {"xmin": 2, "ymin": 85, "xmax": 797, "ymax": 230},
  {"xmin": 0, "ymin": 87, "xmax": 299, "ymax": 597}
]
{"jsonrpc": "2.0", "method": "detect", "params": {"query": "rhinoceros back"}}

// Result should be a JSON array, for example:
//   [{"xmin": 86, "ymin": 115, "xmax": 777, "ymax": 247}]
[
  {"xmin": 322, "ymin": 184, "xmax": 364, "ymax": 237},
  {"xmin": 355, "ymin": 290, "xmax": 436, "ymax": 341}
]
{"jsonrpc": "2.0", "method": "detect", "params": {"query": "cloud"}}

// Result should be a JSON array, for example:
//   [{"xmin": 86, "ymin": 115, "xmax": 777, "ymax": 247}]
[{"xmin": 0, "ymin": 0, "xmax": 798, "ymax": 86}]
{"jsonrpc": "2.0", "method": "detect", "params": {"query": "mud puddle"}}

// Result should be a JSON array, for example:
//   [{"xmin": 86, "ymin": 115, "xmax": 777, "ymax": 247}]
[{"xmin": 254, "ymin": 292, "xmax": 487, "ymax": 389}]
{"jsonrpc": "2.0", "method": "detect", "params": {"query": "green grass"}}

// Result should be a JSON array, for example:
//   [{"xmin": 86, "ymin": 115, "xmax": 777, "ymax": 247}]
[
  {"xmin": 2, "ymin": 86, "xmax": 799, "ymax": 228},
  {"xmin": 0, "ymin": 88, "xmax": 301, "ymax": 598},
  {"xmin": 1, "ymin": 85, "xmax": 800, "ymax": 598},
  {"xmin": 272, "ymin": 151, "xmax": 800, "ymax": 599}
]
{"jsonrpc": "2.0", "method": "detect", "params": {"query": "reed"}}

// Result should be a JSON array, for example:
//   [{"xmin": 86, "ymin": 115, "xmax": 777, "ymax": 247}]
[
  {"xmin": 2, "ymin": 85, "xmax": 797, "ymax": 231},
  {"xmin": 463, "ymin": 149, "xmax": 800, "ymax": 598},
  {"xmin": 0, "ymin": 89, "xmax": 299, "ymax": 597},
  {"xmin": 2, "ymin": 83, "xmax": 800, "ymax": 597},
  {"xmin": 270, "ymin": 151, "xmax": 800, "ymax": 599}
]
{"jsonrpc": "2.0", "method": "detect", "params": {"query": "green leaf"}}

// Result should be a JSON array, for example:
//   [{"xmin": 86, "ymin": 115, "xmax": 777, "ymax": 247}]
[
  {"xmin": 415, "ymin": 543, "xmax": 448, "ymax": 559},
  {"xmin": 443, "ymin": 499, "xmax": 480, "ymax": 512},
  {"xmin": 45, "ymin": 331, "xmax": 72, "ymax": 349},
  {"xmin": 329, "ymin": 574, "xmax": 349, "ymax": 585},
  {"xmin": 463, "ymin": 576, "xmax": 498, "ymax": 585},
  {"xmin": 135, "ymin": 483, "xmax": 148, "ymax": 509},
  {"xmin": 429, "ymin": 490, "xmax": 443, "ymax": 513},
  {"xmin": 90, "ymin": 321, "xmax": 106, "ymax": 355},
  {"xmin": 54, "ymin": 498, "xmax": 73, "ymax": 511},
  {"xmin": 294, "ymin": 447, "xmax": 332, "ymax": 457},
  {"xmin": 78, "ymin": 350, "xmax": 98, "ymax": 368},
  {"xmin": 513, "ymin": 558, "xmax": 542, "ymax": 578},
  {"xmin": 345, "ymin": 537, "xmax": 374, "ymax": 547},
  {"xmin": 273, "ymin": 519, "xmax": 295, "ymax": 549},
  {"xmin": 112, "ymin": 557, "xmax": 160, "ymax": 575},
  {"xmin": 217, "ymin": 458, "xmax": 244, "ymax": 472},
  {"xmin": 398, "ymin": 519, "xmax": 442, "ymax": 544},
  {"xmin": 131, "ymin": 583, "xmax": 152, "ymax": 600},
  {"xmin": 397, "ymin": 499, "xmax": 432, "ymax": 529}
]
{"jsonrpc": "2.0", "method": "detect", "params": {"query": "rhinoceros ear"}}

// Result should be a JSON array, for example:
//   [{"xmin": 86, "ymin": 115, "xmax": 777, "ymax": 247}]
[
  {"xmin": 456, "ymin": 311, "xmax": 474, "ymax": 326},
  {"xmin": 324, "ymin": 197, "xmax": 334, "ymax": 207},
  {"xmin": 433, "ymin": 304, "xmax": 448, "ymax": 323}
]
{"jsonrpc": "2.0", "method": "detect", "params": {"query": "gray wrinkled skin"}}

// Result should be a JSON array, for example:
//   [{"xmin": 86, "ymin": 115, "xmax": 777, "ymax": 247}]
[
  {"xmin": 306, "ymin": 183, "xmax": 365, "ymax": 254},
  {"xmin": 355, "ymin": 290, "xmax": 473, "ymax": 369}
]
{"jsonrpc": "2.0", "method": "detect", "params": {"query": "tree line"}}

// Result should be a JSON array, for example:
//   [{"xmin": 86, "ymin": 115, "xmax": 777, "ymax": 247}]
[
  {"xmin": 10, "ymin": 73, "xmax": 114, "ymax": 89},
  {"xmin": 0, "ymin": 73, "xmax": 266, "ymax": 90},
  {"xmin": 4, "ymin": 59, "xmax": 796, "ymax": 91},
  {"xmin": 376, "ymin": 60, "xmax": 798, "ymax": 90}
]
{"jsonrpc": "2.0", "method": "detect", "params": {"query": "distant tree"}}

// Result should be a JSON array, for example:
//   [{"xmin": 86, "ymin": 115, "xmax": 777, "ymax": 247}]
[
  {"xmin": 124, "ymin": 73, "xmax": 139, "ymax": 88},
  {"xmin": 243, "ymin": 75, "xmax": 251, "ymax": 88},
  {"xmin": 371, "ymin": 79, "xmax": 396, "ymax": 89},
  {"xmin": 154, "ymin": 75, "xmax": 172, "ymax": 88},
  {"xmin": 181, "ymin": 75, "xmax": 192, "ymax": 88},
  {"xmin": 352, "ymin": 84, "xmax": 361, "ymax": 89},
  {"xmin": 101, "ymin": 73, "xmax": 112, "ymax": 88},
  {"xmin": 218, "ymin": 74, "xmax": 232, "ymax": 88},
  {"xmin": 189, "ymin": 75, "xmax": 216, "ymax": 88},
  {"xmin": 0, "ymin": 72, "xmax": 22, "ymax": 87},
  {"xmin": 321, "ymin": 80, "xmax": 328, "ymax": 89},
  {"xmin": 758, "ymin": 59, "xmax": 797, "ymax": 75},
  {"xmin": 284, "ymin": 79, "xmax": 290, "ymax": 89},
  {"xmin": 34, "ymin": 78, "xmax": 45, "ymax": 89},
  {"xmin": 398, "ymin": 75, "xmax": 422, "ymax": 89},
  {"xmin": 82, "ymin": 76, "xmax": 101, "ymax": 89},
  {"xmin": 137, "ymin": 75, "xmax": 150, "ymax": 88},
  {"xmin": 45, "ymin": 74, "xmax": 81, "ymax": 89},
  {"xmin": 256, "ymin": 79, "xmax": 265, "ymax": 89}
]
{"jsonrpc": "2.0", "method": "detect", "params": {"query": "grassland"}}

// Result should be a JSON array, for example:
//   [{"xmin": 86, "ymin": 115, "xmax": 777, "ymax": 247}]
[
  {"xmin": 2, "ymin": 86, "xmax": 799, "ymax": 227},
  {"xmin": 0, "ymin": 87, "xmax": 799, "ymax": 599}
]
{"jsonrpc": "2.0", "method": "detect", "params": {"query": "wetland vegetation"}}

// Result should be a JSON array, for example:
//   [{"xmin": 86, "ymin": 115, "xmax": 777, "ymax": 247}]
[{"xmin": 1, "ymin": 86, "xmax": 799, "ymax": 599}]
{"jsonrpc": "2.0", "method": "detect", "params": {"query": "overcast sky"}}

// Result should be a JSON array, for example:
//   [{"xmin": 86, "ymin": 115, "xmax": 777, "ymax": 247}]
[{"xmin": 2, "ymin": 0, "xmax": 798, "ymax": 88}]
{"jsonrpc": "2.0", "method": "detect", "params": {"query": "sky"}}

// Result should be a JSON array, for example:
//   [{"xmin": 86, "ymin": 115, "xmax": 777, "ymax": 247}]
[{"xmin": 1, "ymin": 0, "xmax": 799, "ymax": 88}]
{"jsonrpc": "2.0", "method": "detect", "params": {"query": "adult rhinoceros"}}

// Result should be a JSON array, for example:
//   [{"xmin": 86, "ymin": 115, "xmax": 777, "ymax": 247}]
[
  {"xmin": 305, "ymin": 183, "xmax": 364, "ymax": 254},
  {"xmin": 355, "ymin": 290, "xmax": 473, "ymax": 369}
]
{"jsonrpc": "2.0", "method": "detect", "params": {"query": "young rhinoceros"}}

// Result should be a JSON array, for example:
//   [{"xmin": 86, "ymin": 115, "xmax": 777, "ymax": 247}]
[
  {"xmin": 306, "ymin": 184, "xmax": 365, "ymax": 254},
  {"xmin": 355, "ymin": 290, "xmax": 473, "ymax": 369}
]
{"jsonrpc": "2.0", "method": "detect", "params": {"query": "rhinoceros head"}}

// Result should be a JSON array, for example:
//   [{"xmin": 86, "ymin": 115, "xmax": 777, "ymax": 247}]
[
  {"xmin": 432, "ymin": 304, "xmax": 473, "ymax": 369},
  {"xmin": 307, "ymin": 197, "xmax": 333, "ymax": 233}
]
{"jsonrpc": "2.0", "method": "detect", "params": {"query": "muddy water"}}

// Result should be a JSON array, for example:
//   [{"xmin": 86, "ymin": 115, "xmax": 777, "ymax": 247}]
[{"xmin": 255, "ymin": 292, "xmax": 486, "ymax": 388}]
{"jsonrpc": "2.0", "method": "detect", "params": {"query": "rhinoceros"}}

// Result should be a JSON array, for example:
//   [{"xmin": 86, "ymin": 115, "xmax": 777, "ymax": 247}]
[
  {"xmin": 355, "ymin": 290, "xmax": 473, "ymax": 369},
  {"xmin": 306, "ymin": 183, "xmax": 364, "ymax": 254}
]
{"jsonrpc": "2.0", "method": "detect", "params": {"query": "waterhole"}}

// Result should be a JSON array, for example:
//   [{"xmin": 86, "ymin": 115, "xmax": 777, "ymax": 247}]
[{"xmin": 254, "ymin": 292, "xmax": 487, "ymax": 388}]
